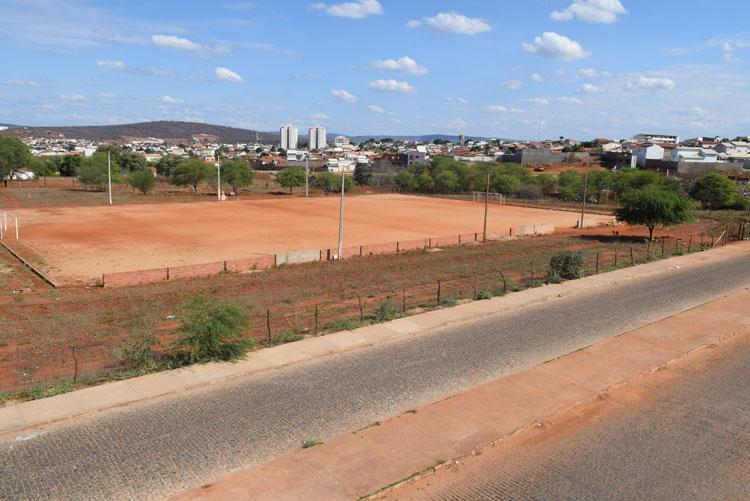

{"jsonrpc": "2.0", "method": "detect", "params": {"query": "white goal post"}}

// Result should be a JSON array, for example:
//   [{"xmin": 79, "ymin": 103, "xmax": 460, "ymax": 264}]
[
  {"xmin": 1, "ymin": 212, "xmax": 18, "ymax": 239},
  {"xmin": 472, "ymin": 191, "xmax": 506, "ymax": 205}
]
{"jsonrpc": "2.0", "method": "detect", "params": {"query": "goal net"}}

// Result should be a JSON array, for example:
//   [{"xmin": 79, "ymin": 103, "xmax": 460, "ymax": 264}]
[{"xmin": 472, "ymin": 192, "xmax": 506, "ymax": 205}]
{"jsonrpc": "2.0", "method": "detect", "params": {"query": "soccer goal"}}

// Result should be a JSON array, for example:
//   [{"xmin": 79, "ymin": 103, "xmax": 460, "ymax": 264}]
[
  {"xmin": 472, "ymin": 191, "xmax": 506, "ymax": 205},
  {"xmin": 1, "ymin": 212, "xmax": 19, "ymax": 239}
]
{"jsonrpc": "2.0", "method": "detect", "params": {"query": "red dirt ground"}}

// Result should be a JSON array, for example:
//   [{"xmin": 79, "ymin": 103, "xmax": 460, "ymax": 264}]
[{"xmin": 10, "ymin": 194, "xmax": 613, "ymax": 281}]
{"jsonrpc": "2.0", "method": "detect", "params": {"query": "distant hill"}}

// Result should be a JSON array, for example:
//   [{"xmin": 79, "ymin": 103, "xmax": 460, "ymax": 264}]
[
  {"xmin": 2, "ymin": 121, "xmax": 279, "ymax": 144},
  {"xmin": 347, "ymin": 134, "xmax": 504, "ymax": 143},
  {"xmin": 0, "ymin": 123, "xmax": 19, "ymax": 129}
]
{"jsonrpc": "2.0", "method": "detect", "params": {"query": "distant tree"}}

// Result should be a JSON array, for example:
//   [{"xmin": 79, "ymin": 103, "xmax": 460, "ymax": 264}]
[
  {"xmin": 126, "ymin": 169, "xmax": 156, "ymax": 194},
  {"xmin": 536, "ymin": 173, "xmax": 557, "ymax": 197},
  {"xmin": 381, "ymin": 138, "xmax": 394, "ymax": 143},
  {"xmin": 156, "ymin": 154, "xmax": 183, "ymax": 177},
  {"xmin": 171, "ymin": 158, "xmax": 214, "ymax": 192},
  {"xmin": 416, "ymin": 171, "xmax": 434, "ymax": 192},
  {"xmin": 313, "ymin": 172, "xmax": 353, "ymax": 196},
  {"xmin": 492, "ymin": 174, "xmax": 521, "ymax": 195},
  {"xmin": 434, "ymin": 169, "xmax": 459, "ymax": 193},
  {"xmin": 221, "ymin": 159, "xmax": 255, "ymax": 193},
  {"xmin": 59, "ymin": 154, "xmax": 82, "ymax": 177},
  {"xmin": 275, "ymin": 167, "xmax": 305, "ymax": 194},
  {"xmin": 278, "ymin": 148, "xmax": 287, "ymax": 157},
  {"xmin": 78, "ymin": 153, "xmax": 121, "ymax": 191},
  {"xmin": 615, "ymin": 188, "xmax": 694, "ymax": 241},
  {"xmin": 0, "ymin": 136, "xmax": 31, "ymax": 180},
  {"xmin": 353, "ymin": 163, "xmax": 372, "ymax": 186},
  {"xmin": 119, "ymin": 152, "xmax": 147, "ymax": 173},
  {"xmin": 689, "ymin": 173, "xmax": 740, "ymax": 211},
  {"xmin": 393, "ymin": 171, "xmax": 417, "ymax": 192}
]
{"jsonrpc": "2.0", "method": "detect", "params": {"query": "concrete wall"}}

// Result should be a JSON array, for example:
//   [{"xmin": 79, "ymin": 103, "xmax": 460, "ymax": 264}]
[
  {"xmin": 664, "ymin": 161, "xmax": 741, "ymax": 175},
  {"xmin": 275, "ymin": 249, "xmax": 322, "ymax": 265}
]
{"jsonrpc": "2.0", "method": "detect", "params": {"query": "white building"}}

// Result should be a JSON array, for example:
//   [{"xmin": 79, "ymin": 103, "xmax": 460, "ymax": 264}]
[
  {"xmin": 334, "ymin": 135, "xmax": 350, "ymax": 147},
  {"xmin": 631, "ymin": 143, "xmax": 665, "ymax": 168},
  {"xmin": 326, "ymin": 158, "xmax": 356, "ymax": 172},
  {"xmin": 633, "ymin": 133, "xmax": 680, "ymax": 145},
  {"xmin": 716, "ymin": 141, "xmax": 750, "ymax": 158},
  {"xmin": 280, "ymin": 124, "xmax": 298, "ymax": 150},
  {"xmin": 309, "ymin": 126, "xmax": 326, "ymax": 151}
]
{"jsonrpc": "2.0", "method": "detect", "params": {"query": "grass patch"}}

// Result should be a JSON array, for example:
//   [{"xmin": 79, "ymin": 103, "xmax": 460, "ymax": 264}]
[{"xmin": 302, "ymin": 438, "xmax": 323, "ymax": 449}]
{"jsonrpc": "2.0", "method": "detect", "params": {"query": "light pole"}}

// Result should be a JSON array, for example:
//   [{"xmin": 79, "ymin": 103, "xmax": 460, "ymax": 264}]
[
  {"xmin": 337, "ymin": 168, "xmax": 345, "ymax": 259},
  {"xmin": 305, "ymin": 155, "xmax": 309, "ymax": 198},
  {"xmin": 107, "ymin": 151, "xmax": 112, "ymax": 205},
  {"xmin": 580, "ymin": 170, "xmax": 589, "ymax": 229},
  {"xmin": 217, "ymin": 157, "xmax": 222, "ymax": 201},
  {"xmin": 482, "ymin": 172, "xmax": 490, "ymax": 242}
]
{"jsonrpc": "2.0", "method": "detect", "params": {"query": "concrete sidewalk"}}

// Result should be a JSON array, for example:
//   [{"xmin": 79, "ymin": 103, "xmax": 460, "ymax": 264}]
[
  {"xmin": 1, "ymin": 242, "xmax": 748, "ymax": 438},
  {"xmin": 173, "ymin": 287, "xmax": 750, "ymax": 501}
]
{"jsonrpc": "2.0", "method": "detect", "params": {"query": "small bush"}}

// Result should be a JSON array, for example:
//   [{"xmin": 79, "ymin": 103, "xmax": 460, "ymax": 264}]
[
  {"xmin": 476, "ymin": 290, "xmax": 493, "ymax": 300},
  {"xmin": 374, "ymin": 299, "xmax": 397, "ymax": 322},
  {"xmin": 121, "ymin": 333, "xmax": 159, "ymax": 369},
  {"xmin": 549, "ymin": 251, "xmax": 585, "ymax": 281},
  {"xmin": 441, "ymin": 294, "xmax": 458, "ymax": 307},
  {"xmin": 326, "ymin": 316, "xmax": 361, "ymax": 332},
  {"xmin": 272, "ymin": 332, "xmax": 304, "ymax": 345},
  {"xmin": 302, "ymin": 438, "xmax": 323, "ymax": 449}
]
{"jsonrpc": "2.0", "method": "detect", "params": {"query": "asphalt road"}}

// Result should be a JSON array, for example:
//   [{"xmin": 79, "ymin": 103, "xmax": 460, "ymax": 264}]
[
  {"xmin": 1, "ymin": 253, "xmax": 749, "ymax": 500},
  {"xmin": 386, "ymin": 331, "xmax": 750, "ymax": 501}
]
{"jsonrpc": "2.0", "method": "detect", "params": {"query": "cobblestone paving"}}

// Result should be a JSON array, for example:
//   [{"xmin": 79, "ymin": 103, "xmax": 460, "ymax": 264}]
[
  {"xmin": 1, "ymin": 254, "xmax": 749, "ymax": 500},
  {"xmin": 387, "ymin": 334, "xmax": 750, "ymax": 501}
]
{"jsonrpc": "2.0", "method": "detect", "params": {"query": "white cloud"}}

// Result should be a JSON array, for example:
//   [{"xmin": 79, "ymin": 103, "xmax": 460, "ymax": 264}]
[
  {"xmin": 162, "ymin": 95, "xmax": 184, "ymax": 104},
  {"xmin": 455, "ymin": 97, "xmax": 469, "ymax": 104},
  {"xmin": 423, "ymin": 12, "xmax": 491, "ymax": 36},
  {"xmin": 557, "ymin": 96, "xmax": 584, "ymax": 105},
  {"xmin": 60, "ymin": 93, "xmax": 86, "ymax": 101},
  {"xmin": 485, "ymin": 105, "xmax": 508, "ymax": 113},
  {"xmin": 578, "ymin": 83, "xmax": 601, "ymax": 93},
  {"xmin": 331, "ymin": 89, "xmax": 358, "ymax": 103},
  {"xmin": 368, "ymin": 105, "xmax": 386, "ymax": 113},
  {"xmin": 724, "ymin": 52, "xmax": 740, "ymax": 62},
  {"xmin": 406, "ymin": 19, "xmax": 422, "ymax": 28},
  {"xmin": 530, "ymin": 73, "xmax": 543, "ymax": 82},
  {"xmin": 624, "ymin": 76, "xmax": 676, "ymax": 91},
  {"xmin": 152, "ymin": 34, "xmax": 202, "ymax": 51},
  {"xmin": 555, "ymin": 68, "xmax": 567, "ymax": 75},
  {"xmin": 311, "ymin": 0, "xmax": 383, "ymax": 19},
  {"xmin": 510, "ymin": 108, "xmax": 525, "ymax": 113},
  {"xmin": 370, "ymin": 57, "xmax": 428, "ymax": 75},
  {"xmin": 5, "ymin": 79, "xmax": 39, "ymax": 87},
  {"xmin": 368, "ymin": 79, "xmax": 416, "ymax": 94},
  {"xmin": 391, "ymin": 118, "xmax": 401, "ymax": 124},
  {"xmin": 214, "ymin": 67, "xmax": 243, "ymax": 82},
  {"xmin": 528, "ymin": 98, "xmax": 550, "ymax": 105},
  {"xmin": 550, "ymin": 0, "xmax": 628, "ymax": 24},
  {"xmin": 95, "ymin": 60, "xmax": 125, "ymax": 69},
  {"xmin": 499, "ymin": 80, "xmax": 524, "ymax": 90},
  {"xmin": 448, "ymin": 118, "xmax": 467, "ymax": 128},
  {"xmin": 310, "ymin": 112, "xmax": 330, "ymax": 119},
  {"xmin": 99, "ymin": 92, "xmax": 117, "ymax": 98},
  {"xmin": 522, "ymin": 32, "xmax": 591, "ymax": 62}
]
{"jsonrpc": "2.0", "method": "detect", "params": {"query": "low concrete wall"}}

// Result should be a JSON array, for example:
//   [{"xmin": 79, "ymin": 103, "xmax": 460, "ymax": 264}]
[
  {"xmin": 516, "ymin": 224, "xmax": 556, "ymax": 236},
  {"xmin": 276, "ymin": 249, "xmax": 322, "ymax": 265},
  {"xmin": 102, "ymin": 268, "xmax": 169, "ymax": 287}
]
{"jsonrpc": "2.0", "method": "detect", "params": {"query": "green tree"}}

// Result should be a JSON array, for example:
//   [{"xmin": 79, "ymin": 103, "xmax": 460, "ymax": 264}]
[
  {"xmin": 30, "ymin": 157, "xmax": 57, "ymax": 177},
  {"xmin": 275, "ymin": 167, "xmax": 306, "ymax": 194},
  {"xmin": 119, "ymin": 152, "xmax": 147, "ymax": 173},
  {"xmin": 416, "ymin": 171, "xmax": 434, "ymax": 192},
  {"xmin": 221, "ymin": 159, "xmax": 255, "ymax": 193},
  {"xmin": 0, "ymin": 136, "xmax": 32, "ymax": 180},
  {"xmin": 78, "ymin": 153, "xmax": 121, "ymax": 191},
  {"xmin": 171, "ymin": 158, "xmax": 214, "ymax": 192},
  {"xmin": 171, "ymin": 296, "xmax": 254, "ymax": 363},
  {"xmin": 689, "ymin": 173, "xmax": 740, "ymax": 211},
  {"xmin": 615, "ymin": 188, "xmax": 694, "ymax": 241},
  {"xmin": 156, "ymin": 154, "xmax": 183, "ymax": 177},
  {"xmin": 393, "ymin": 171, "xmax": 416, "ymax": 191},
  {"xmin": 434, "ymin": 169, "xmax": 459, "ymax": 193},
  {"xmin": 353, "ymin": 163, "xmax": 372, "ymax": 186},
  {"xmin": 60, "ymin": 154, "xmax": 82, "ymax": 177},
  {"xmin": 492, "ymin": 174, "xmax": 521, "ymax": 195},
  {"xmin": 314, "ymin": 172, "xmax": 353, "ymax": 195},
  {"xmin": 536, "ymin": 173, "xmax": 557, "ymax": 197},
  {"xmin": 126, "ymin": 169, "xmax": 156, "ymax": 194}
]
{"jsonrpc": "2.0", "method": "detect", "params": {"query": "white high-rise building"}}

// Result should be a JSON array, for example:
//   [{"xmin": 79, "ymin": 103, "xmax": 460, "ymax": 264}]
[
  {"xmin": 309, "ymin": 125, "xmax": 327, "ymax": 151},
  {"xmin": 280, "ymin": 124, "xmax": 298, "ymax": 150}
]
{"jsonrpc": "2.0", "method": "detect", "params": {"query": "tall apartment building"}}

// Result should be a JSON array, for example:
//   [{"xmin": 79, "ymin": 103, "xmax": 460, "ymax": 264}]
[
  {"xmin": 280, "ymin": 124, "xmax": 298, "ymax": 150},
  {"xmin": 309, "ymin": 125, "xmax": 326, "ymax": 151}
]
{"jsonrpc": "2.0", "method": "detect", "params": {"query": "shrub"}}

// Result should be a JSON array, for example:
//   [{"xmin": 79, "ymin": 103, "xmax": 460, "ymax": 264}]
[
  {"xmin": 374, "ymin": 299, "xmax": 397, "ymax": 322},
  {"xmin": 172, "ymin": 296, "xmax": 255, "ymax": 363},
  {"xmin": 549, "ymin": 251, "xmax": 585, "ymax": 281},
  {"xmin": 476, "ymin": 290, "xmax": 493, "ymax": 300},
  {"xmin": 121, "ymin": 333, "xmax": 159, "ymax": 369},
  {"xmin": 126, "ymin": 169, "xmax": 156, "ymax": 194},
  {"xmin": 272, "ymin": 332, "xmax": 304, "ymax": 345}
]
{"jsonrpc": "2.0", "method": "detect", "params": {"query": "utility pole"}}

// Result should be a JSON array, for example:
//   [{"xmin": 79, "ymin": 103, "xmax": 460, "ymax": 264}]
[
  {"xmin": 483, "ymin": 172, "xmax": 490, "ymax": 242},
  {"xmin": 337, "ymin": 168, "xmax": 345, "ymax": 259},
  {"xmin": 107, "ymin": 151, "xmax": 112, "ymax": 205},
  {"xmin": 217, "ymin": 157, "xmax": 222, "ymax": 201},
  {"xmin": 580, "ymin": 170, "xmax": 589, "ymax": 229},
  {"xmin": 305, "ymin": 155, "xmax": 309, "ymax": 198}
]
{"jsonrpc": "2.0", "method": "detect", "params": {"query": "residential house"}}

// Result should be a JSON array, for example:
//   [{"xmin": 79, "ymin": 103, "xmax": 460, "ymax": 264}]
[{"xmin": 670, "ymin": 147, "xmax": 720, "ymax": 163}]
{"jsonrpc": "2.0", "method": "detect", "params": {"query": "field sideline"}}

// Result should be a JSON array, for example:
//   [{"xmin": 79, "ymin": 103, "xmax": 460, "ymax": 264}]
[{"xmin": 8, "ymin": 194, "xmax": 613, "ymax": 281}]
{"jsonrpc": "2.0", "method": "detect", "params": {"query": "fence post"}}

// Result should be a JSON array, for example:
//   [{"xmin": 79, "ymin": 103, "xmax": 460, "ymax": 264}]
[
  {"xmin": 614, "ymin": 248, "xmax": 618, "ymax": 266},
  {"xmin": 688, "ymin": 235, "xmax": 692, "ymax": 252},
  {"xmin": 266, "ymin": 309, "xmax": 271, "ymax": 344},
  {"xmin": 473, "ymin": 275, "xmax": 477, "ymax": 298},
  {"xmin": 437, "ymin": 280, "xmax": 441, "ymax": 305},
  {"xmin": 530, "ymin": 259, "xmax": 534, "ymax": 286},
  {"xmin": 499, "ymin": 270, "xmax": 507, "ymax": 293},
  {"xmin": 630, "ymin": 247, "xmax": 634, "ymax": 266},
  {"xmin": 725, "ymin": 225, "xmax": 729, "ymax": 246},
  {"xmin": 675, "ymin": 238, "xmax": 679, "ymax": 255},
  {"xmin": 356, "ymin": 295, "xmax": 363, "ymax": 322},
  {"xmin": 661, "ymin": 239, "xmax": 665, "ymax": 257},
  {"xmin": 71, "ymin": 346, "xmax": 78, "ymax": 384},
  {"xmin": 315, "ymin": 304, "xmax": 319, "ymax": 331},
  {"xmin": 595, "ymin": 253, "xmax": 599, "ymax": 274}
]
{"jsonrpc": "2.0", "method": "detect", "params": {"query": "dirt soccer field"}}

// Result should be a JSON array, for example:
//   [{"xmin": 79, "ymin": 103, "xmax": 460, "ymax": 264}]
[{"xmin": 8, "ymin": 194, "xmax": 613, "ymax": 281}]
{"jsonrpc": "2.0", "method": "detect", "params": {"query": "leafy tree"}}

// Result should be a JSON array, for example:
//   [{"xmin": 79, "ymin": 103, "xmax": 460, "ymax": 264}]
[
  {"xmin": 353, "ymin": 163, "xmax": 372, "ymax": 186},
  {"xmin": 0, "ymin": 136, "xmax": 31, "ymax": 180},
  {"xmin": 549, "ymin": 251, "xmax": 586, "ymax": 281},
  {"xmin": 60, "ymin": 154, "xmax": 82, "ymax": 177},
  {"xmin": 119, "ymin": 152, "xmax": 147, "ymax": 173},
  {"xmin": 492, "ymin": 174, "xmax": 521, "ymax": 195},
  {"xmin": 434, "ymin": 169, "xmax": 459, "ymax": 193},
  {"xmin": 536, "ymin": 173, "xmax": 557, "ymax": 197},
  {"xmin": 78, "ymin": 153, "xmax": 121, "ymax": 191},
  {"xmin": 171, "ymin": 158, "xmax": 214, "ymax": 192},
  {"xmin": 221, "ymin": 159, "xmax": 255, "ymax": 193},
  {"xmin": 171, "ymin": 296, "xmax": 254, "ymax": 363},
  {"xmin": 156, "ymin": 154, "xmax": 183, "ymax": 176},
  {"xmin": 126, "ymin": 169, "xmax": 156, "ymax": 194},
  {"xmin": 416, "ymin": 171, "xmax": 433, "ymax": 192},
  {"xmin": 615, "ymin": 188, "xmax": 694, "ymax": 241},
  {"xmin": 313, "ymin": 172, "xmax": 353, "ymax": 195},
  {"xmin": 394, "ymin": 171, "xmax": 416, "ymax": 191},
  {"xmin": 30, "ymin": 157, "xmax": 57, "ymax": 177},
  {"xmin": 275, "ymin": 167, "xmax": 306, "ymax": 194},
  {"xmin": 689, "ymin": 173, "xmax": 740, "ymax": 211}
]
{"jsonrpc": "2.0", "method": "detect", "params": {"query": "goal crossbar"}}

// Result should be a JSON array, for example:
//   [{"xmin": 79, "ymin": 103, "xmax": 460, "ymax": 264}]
[{"xmin": 472, "ymin": 191, "xmax": 506, "ymax": 205}]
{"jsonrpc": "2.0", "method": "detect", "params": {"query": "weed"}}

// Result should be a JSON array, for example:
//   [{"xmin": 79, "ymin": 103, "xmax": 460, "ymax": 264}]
[
  {"xmin": 374, "ymin": 299, "xmax": 398, "ymax": 322},
  {"xmin": 302, "ymin": 438, "xmax": 323, "ymax": 449},
  {"xmin": 476, "ymin": 290, "xmax": 493, "ymax": 300},
  {"xmin": 271, "ymin": 332, "xmax": 304, "ymax": 345},
  {"xmin": 441, "ymin": 294, "xmax": 458, "ymax": 307}
]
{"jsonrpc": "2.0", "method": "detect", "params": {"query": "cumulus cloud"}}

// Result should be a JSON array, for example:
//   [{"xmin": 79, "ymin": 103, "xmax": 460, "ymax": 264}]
[
  {"xmin": 624, "ymin": 76, "xmax": 676, "ymax": 91},
  {"xmin": 550, "ymin": 0, "xmax": 628, "ymax": 23},
  {"xmin": 5, "ymin": 79, "xmax": 39, "ymax": 87},
  {"xmin": 405, "ymin": 19, "xmax": 422, "ymax": 28},
  {"xmin": 557, "ymin": 96, "xmax": 584, "ymax": 105},
  {"xmin": 485, "ymin": 105, "xmax": 508, "ymax": 113},
  {"xmin": 60, "ymin": 93, "xmax": 86, "ymax": 101},
  {"xmin": 499, "ymin": 80, "xmax": 524, "ymax": 90},
  {"xmin": 578, "ymin": 83, "xmax": 601, "ymax": 93},
  {"xmin": 152, "ymin": 34, "xmax": 203, "ymax": 51},
  {"xmin": 422, "ymin": 12, "xmax": 491, "ymax": 35},
  {"xmin": 310, "ymin": 0, "xmax": 383, "ymax": 19},
  {"xmin": 368, "ymin": 105, "xmax": 386, "ymax": 113},
  {"xmin": 310, "ymin": 112, "xmax": 330, "ymax": 120},
  {"xmin": 530, "ymin": 73, "xmax": 543, "ymax": 82},
  {"xmin": 528, "ymin": 98, "xmax": 550, "ymax": 105},
  {"xmin": 95, "ymin": 60, "xmax": 125, "ymax": 69},
  {"xmin": 331, "ymin": 89, "xmax": 358, "ymax": 103},
  {"xmin": 577, "ymin": 68, "xmax": 613, "ymax": 78},
  {"xmin": 523, "ymin": 32, "xmax": 591, "ymax": 61},
  {"xmin": 370, "ymin": 56, "xmax": 428, "ymax": 75},
  {"xmin": 510, "ymin": 108, "xmax": 526, "ymax": 113},
  {"xmin": 368, "ymin": 79, "xmax": 416, "ymax": 94},
  {"xmin": 162, "ymin": 95, "xmax": 184, "ymax": 104},
  {"xmin": 214, "ymin": 67, "xmax": 243, "ymax": 82},
  {"xmin": 99, "ymin": 92, "xmax": 117, "ymax": 98}
]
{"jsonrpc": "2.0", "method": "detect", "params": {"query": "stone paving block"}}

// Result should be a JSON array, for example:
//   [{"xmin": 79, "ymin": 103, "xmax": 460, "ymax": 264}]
[
  {"xmin": 357, "ymin": 416, "xmax": 448, "ymax": 471},
  {"xmin": 384, "ymin": 318, "xmax": 424, "ymax": 335},
  {"xmin": 354, "ymin": 324, "xmax": 400, "ymax": 342},
  {"xmin": 251, "ymin": 343, "xmax": 309, "ymax": 368},
  {"xmin": 0, "ymin": 405, "xmax": 26, "ymax": 435},
  {"xmin": 17, "ymin": 392, "xmax": 86, "ymax": 427},
  {"xmin": 323, "ymin": 330, "xmax": 371, "ymax": 350},
  {"xmin": 291, "ymin": 337, "xmax": 340, "ymax": 358},
  {"xmin": 172, "ymin": 363, "xmax": 242, "ymax": 387},
  {"xmin": 125, "ymin": 372, "xmax": 190, "ymax": 399},
  {"xmin": 72, "ymin": 381, "xmax": 141, "ymax": 413}
]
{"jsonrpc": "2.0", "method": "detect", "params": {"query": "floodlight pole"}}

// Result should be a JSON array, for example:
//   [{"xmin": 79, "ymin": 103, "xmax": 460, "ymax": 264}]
[
  {"xmin": 580, "ymin": 170, "xmax": 589, "ymax": 229},
  {"xmin": 305, "ymin": 155, "xmax": 309, "ymax": 198},
  {"xmin": 217, "ymin": 157, "xmax": 222, "ymax": 201},
  {"xmin": 107, "ymin": 151, "xmax": 112, "ymax": 205},
  {"xmin": 337, "ymin": 168, "xmax": 345, "ymax": 259},
  {"xmin": 483, "ymin": 172, "xmax": 490, "ymax": 242}
]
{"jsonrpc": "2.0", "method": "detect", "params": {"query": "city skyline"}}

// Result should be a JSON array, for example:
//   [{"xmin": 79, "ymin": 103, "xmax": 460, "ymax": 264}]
[{"xmin": 1, "ymin": 0, "xmax": 750, "ymax": 139}]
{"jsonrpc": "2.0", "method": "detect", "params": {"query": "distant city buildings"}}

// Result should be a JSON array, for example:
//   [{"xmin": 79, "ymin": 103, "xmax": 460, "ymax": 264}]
[
  {"xmin": 633, "ymin": 133, "xmax": 680, "ymax": 145},
  {"xmin": 309, "ymin": 126, "xmax": 326, "ymax": 151},
  {"xmin": 280, "ymin": 124, "xmax": 298, "ymax": 150},
  {"xmin": 334, "ymin": 135, "xmax": 350, "ymax": 147}
]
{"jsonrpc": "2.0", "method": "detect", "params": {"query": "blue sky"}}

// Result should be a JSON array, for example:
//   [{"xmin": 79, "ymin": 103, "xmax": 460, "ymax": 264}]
[{"xmin": 1, "ymin": 0, "xmax": 750, "ymax": 140}]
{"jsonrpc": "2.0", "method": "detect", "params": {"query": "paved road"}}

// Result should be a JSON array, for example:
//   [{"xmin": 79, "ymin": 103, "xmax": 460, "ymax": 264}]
[
  {"xmin": 386, "ymin": 332, "xmax": 750, "ymax": 501},
  {"xmin": 1, "ymin": 253, "xmax": 749, "ymax": 500}
]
